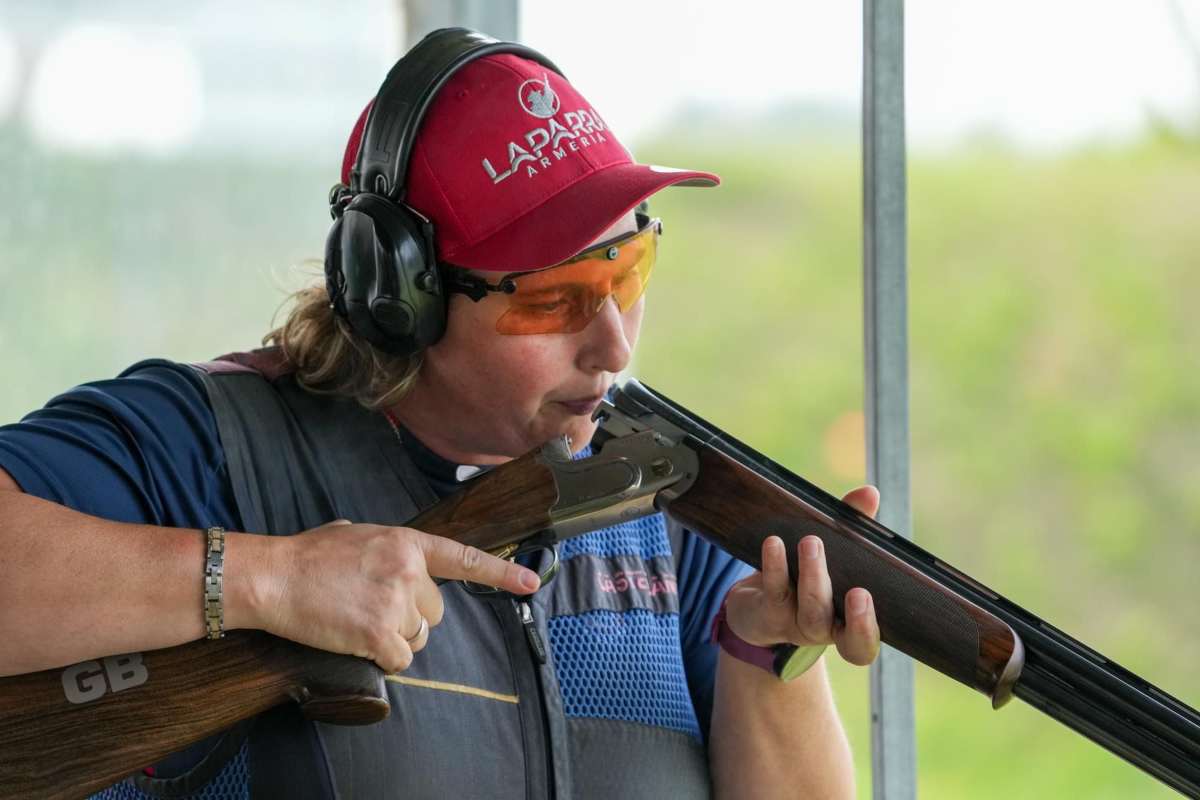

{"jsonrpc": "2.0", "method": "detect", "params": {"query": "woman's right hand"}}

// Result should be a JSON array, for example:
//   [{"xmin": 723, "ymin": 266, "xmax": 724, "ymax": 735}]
[{"xmin": 249, "ymin": 520, "xmax": 540, "ymax": 674}]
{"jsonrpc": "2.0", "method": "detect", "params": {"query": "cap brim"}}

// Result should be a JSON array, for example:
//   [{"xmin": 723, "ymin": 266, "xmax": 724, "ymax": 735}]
[{"xmin": 443, "ymin": 163, "xmax": 720, "ymax": 272}]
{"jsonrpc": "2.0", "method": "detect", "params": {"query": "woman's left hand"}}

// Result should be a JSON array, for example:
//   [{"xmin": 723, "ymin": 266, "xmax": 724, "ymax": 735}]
[{"xmin": 722, "ymin": 485, "xmax": 882, "ymax": 667}]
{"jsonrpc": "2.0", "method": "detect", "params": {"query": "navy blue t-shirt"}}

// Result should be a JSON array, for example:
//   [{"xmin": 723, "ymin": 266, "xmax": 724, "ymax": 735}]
[
  {"xmin": 0, "ymin": 360, "xmax": 751, "ymax": 737},
  {"xmin": 0, "ymin": 363, "xmax": 242, "ymax": 532}
]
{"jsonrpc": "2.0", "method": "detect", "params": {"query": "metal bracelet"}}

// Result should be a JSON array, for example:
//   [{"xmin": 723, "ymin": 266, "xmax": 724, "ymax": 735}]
[{"xmin": 203, "ymin": 526, "xmax": 226, "ymax": 640}]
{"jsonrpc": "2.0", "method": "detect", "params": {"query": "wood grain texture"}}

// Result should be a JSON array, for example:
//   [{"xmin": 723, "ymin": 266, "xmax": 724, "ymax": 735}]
[
  {"xmin": 407, "ymin": 449, "xmax": 558, "ymax": 548},
  {"xmin": 0, "ymin": 631, "xmax": 387, "ymax": 799},
  {"xmin": 661, "ymin": 447, "xmax": 1023, "ymax": 705},
  {"xmin": 0, "ymin": 450, "xmax": 561, "ymax": 798}
]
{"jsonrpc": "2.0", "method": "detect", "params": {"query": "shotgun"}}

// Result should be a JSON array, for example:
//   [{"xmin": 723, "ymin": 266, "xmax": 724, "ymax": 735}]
[{"xmin": 1, "ymin": 379, "xmax": 1197, "ymax": 798}]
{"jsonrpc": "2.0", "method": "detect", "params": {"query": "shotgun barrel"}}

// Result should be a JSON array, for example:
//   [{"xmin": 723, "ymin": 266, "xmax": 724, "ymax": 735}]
[{"xmin": 609, "ymin": 378, "xmax": 1200, "ymax": 798}]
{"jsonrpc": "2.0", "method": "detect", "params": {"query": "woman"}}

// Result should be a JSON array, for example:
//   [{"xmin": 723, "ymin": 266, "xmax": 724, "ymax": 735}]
[{"xmin": 0, "ymin": 30, "xmax": 880, "ymax": 799}]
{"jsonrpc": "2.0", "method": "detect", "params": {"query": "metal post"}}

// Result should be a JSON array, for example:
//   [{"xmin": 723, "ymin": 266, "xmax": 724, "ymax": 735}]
[
  {"xmin": 863, "ymin": 0, "xmax": 917, "ymax": 798},
  {"xmin": 402, "ymin": 0, "xmax": 519, "ymax": 48}
]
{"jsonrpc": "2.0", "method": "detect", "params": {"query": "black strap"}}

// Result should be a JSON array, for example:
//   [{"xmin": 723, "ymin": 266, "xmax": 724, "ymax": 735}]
[
  {"xmin": 353, "ymin": 27, "xmax": 563, "ymax": 199},
  {"xmin": 129, "ymin": 719, "xmax": 255, "ymax": 798}
]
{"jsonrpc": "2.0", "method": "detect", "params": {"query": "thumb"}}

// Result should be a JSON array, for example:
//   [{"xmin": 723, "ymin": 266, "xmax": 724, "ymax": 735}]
[{"xmin": 842, "ymin": 485, "xmax": 880, "ymax": 519}]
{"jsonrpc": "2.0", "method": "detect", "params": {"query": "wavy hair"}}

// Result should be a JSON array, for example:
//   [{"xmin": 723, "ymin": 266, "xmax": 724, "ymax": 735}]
[{"xmin": 262, "ymin": 266, "xmax": 423, "ymax": 410}]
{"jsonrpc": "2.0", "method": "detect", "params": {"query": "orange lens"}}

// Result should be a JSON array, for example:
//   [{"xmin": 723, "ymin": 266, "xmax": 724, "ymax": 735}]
[{"xmin": 494, "ymin": 219, "xmax": 660, "ymax": 335}]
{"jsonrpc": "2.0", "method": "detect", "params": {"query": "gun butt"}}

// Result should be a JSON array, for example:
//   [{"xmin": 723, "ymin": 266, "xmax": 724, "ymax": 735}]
[{"xmin": 0, "ymin": 631, "xmax": 387, "ymax": 798}]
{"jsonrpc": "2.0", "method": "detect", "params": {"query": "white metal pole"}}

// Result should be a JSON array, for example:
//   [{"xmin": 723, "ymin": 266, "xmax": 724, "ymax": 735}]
[
  {"xmin": 402, "ymin": 0, "xmax": 519, "ymax": 48},
  {"xmin": 863, "ymin": 0, "xmax": 917, "ymax": 798}
]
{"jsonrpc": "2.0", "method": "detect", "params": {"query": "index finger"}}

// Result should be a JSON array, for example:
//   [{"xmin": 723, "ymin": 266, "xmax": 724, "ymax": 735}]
[{"xmin": 416, "ymin": 532, "xmax": 541, "ymax": 595}]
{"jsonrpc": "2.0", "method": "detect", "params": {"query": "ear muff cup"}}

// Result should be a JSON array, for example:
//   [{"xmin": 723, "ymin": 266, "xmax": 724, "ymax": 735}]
[
  {"xmin": 324, "ymin": 28, "xmax": 565, "ymax": 358},
  {"xmin": 324, "ymin": 193, "xmax": 445, "ymax": 356}
]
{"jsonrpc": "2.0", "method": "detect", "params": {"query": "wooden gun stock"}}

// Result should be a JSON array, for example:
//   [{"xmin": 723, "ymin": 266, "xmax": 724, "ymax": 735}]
[
  {"xmin": 5, "ymin": 384, "xmax": 1197, "ymax": 798},
  {"xmin": 0, "ymin": 633, "xmax": 387, "ymax": 799},
  {"xmin": 661, "ymin": 446, "xmax": 1023, "ymax": 706},
  {"xmin": 610, "ymin": 378, "xmax": 1200, "ymax": 798},
  {"xmin": 0, "ymin": 451, "xmax": 559, "ymax": 799}
]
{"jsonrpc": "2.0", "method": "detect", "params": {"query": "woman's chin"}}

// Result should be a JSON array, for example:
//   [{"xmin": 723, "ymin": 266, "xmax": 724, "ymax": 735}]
[
  {"xmin": 565, "ymin": 417, "xmax": 600, "ymax": 452},
  {"xmin": 533, "ymin": 416, "xmax": 599, "ymax": 454}
]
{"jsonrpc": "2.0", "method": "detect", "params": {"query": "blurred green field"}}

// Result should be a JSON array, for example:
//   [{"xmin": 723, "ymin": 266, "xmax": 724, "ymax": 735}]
[
  {"xmin": 637, "ymin": 131, "xmax": 1200, "ymax": 798},
  {"xmin": 2, "ymin": 123, "xmax": 1198, "ymax": 797}
]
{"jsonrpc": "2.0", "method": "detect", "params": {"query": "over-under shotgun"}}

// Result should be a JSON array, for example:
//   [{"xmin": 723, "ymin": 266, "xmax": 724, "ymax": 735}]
[{"xmin": 1, "ymin": 379, "xmax": 1197, "ymax": 798}]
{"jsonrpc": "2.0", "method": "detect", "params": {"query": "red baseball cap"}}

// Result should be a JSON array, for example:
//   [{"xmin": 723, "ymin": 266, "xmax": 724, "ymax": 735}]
[{"xmin": 341, "ymin": 53, "xmax": 719, "ymax": 273}]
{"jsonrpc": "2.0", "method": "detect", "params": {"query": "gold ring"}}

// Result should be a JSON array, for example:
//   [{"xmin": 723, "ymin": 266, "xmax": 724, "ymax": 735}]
[{"xmin": 404, "ymin": 616, "xmax": 428, "ymax": 645}]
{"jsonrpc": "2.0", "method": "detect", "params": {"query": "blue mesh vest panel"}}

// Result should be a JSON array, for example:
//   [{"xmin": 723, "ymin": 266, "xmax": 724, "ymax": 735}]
[
  {"xmin": 546, "ymin": 439, "xmax": 703, "ymax": 742},
  {"xmin": 88, "ymin": 742, "xmax": 249, "ymax": 800},
  {"xmin": 549, "ymin": 607, "xmax": 701, "ymax": 738},
  {"xmin": 557, "ymin": 514, "xmax": 674, "ymax": 561}
]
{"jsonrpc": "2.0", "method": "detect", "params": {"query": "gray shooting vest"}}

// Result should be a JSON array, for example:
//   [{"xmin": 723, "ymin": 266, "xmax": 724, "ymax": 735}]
[{"xmin": 165, "ymin": 349, "xmax": 712, "ymax": 799}]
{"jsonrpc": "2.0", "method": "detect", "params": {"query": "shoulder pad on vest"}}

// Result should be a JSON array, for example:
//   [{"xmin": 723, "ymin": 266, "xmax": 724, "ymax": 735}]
[{"xmin": 191, "ymin": 347, "xmax": 293, "ymax": 381}]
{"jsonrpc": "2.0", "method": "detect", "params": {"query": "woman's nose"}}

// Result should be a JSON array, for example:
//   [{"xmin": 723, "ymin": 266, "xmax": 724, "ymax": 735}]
[{"xmin": 577, "ymin": 296, "xmax": 632, "ymax": 375}]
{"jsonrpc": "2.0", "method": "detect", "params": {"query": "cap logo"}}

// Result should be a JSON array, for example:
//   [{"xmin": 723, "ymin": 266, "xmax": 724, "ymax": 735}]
[
  {"xmin": 518, "ymin": 73, "xmax": 560, "ymax": 119},
  {"xmin": 480, "ymin": 108, "xmax": 609, "ymax": 185}
]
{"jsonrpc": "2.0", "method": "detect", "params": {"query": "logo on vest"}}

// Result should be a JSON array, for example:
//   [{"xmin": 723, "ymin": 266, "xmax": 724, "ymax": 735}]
[
  {"xmin": 596, "ymin": 568, "xmax": 678, "ymax": 597},
  {"xmin": 518, "ymin": 73, "xmax": 560, "ymax": 119},
  {"xmin": 61, "ymin": 653, "xmax": 149, "ymax": 704}
]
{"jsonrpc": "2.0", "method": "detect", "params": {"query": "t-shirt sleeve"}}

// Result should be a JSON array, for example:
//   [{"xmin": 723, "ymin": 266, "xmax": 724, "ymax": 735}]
[
  {"xmin": 671, "ymin": 515, "xmax": 756, "ymax": 742},
  {"xmin": 0, "ymin": 359, "xmax": 241, "ymax": 531}
]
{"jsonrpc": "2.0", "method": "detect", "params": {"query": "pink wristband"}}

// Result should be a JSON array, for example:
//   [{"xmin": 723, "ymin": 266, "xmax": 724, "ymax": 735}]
[
  {"xmin": 710, "ymin": 600, "xmax": 825, "ymax": 681},
  {"xmin": 710, "ymin": 601, "xmax": 780, "ymax": 673}
]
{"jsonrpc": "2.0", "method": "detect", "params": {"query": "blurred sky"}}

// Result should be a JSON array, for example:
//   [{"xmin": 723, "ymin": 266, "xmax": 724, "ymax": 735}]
[
  {"xmin": 522, "ymin": 0, "xmax": 1200, "ymax": 150},
  {"xmin": 0, "ymin": 0, "xmax": 1198, "ymax": 161}
]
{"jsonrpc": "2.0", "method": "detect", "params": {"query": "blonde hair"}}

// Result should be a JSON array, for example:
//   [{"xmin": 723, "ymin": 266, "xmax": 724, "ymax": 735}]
[{"xmin": 263, "ymin": 269, "xmax": 424, "ymax": 410}]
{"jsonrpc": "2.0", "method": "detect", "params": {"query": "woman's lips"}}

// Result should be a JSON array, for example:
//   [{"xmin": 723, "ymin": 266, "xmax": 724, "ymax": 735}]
[{"xmin": 556, "ymin": 397, "xmax": 603, "ymax": 416}]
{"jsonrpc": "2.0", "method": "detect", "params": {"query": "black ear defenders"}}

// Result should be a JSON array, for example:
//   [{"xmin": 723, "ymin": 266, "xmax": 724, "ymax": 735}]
[{"xmin": 323, "ymin": 28, "xmax": 563, "ymax": 357}]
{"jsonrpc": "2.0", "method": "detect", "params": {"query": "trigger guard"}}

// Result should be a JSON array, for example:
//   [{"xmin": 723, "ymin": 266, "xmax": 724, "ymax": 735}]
[{"xmin": 460, "ymin": 540, "xmax": 560, "ymax": 597}]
